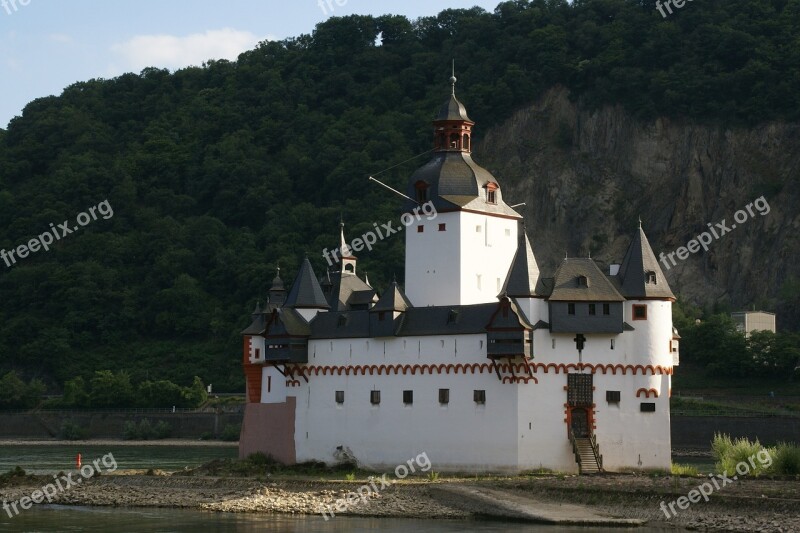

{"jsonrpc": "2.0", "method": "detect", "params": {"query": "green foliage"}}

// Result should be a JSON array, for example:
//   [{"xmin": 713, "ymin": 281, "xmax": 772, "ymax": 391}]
[
  {"xmin": 123, "ymin": 418, "xmax": 172, "ymax": 440},
  {"xmin": 670, "ymin": 463, "xmax": 699, "ymax": 477},
  {"xmin": 345, "ymin": 472, "xmax": 356, "ymax": 481},
  {"xmin": 770, "ymin": 442, "xmax": 800, "ymax": 476},
  {"xmin": 63, "ymin": 377, "xmax": 89, "ymax": 408},
  {"xmin": 0, "ymin": 371, "xmax": 45, "ymax": 409},
  {"xmin": 59, "ymin": 419, "xmax": 88, "ymax": 440},
  {"xmin": 427, "ymin": 471, "xmax": 440, "ymax": 481},
  {"xmin": 90, "ymin": 370, "xmax": 134, "ymax": 408},
  {"xmin": 712, "ymin": 433, "xmax": 771, "ymax": 477},
  {"xmin": 1, "ymin": 2, "xmax": 799, "ymax": 390},
  {"xmin": 219, "ymin": 423, "xmax": 241, "ymax": 442},
  {"xmin": 674, "ymin": 307, "xmax": 800, "ymax": 380}
]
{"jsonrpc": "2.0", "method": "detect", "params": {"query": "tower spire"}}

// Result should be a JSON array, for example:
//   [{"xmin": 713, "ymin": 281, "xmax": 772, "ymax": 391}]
[{"xmin": 450, "ymin": 59, "xmax": 456, "ymax": 96}]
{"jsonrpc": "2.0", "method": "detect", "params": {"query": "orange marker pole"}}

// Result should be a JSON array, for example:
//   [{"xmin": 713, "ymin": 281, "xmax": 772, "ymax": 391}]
[{"xmin": 76, "ymin": 453, "xmax": 82, "ymax": 469}]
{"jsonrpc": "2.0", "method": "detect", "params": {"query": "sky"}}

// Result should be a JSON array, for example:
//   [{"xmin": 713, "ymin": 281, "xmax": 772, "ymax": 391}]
[{"xmin": 0, "ymin": 0, "xmax": 501, "ymax": 128}]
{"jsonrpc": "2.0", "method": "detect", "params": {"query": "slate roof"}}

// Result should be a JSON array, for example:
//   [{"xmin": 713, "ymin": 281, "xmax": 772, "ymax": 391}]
[
  {"xmin": 371, "ymin": 281, "xmax": 412, "ymax": 312},
  {"xmin": 267, "ymin": 308, "xmax": 311, "ymax": 337},
  {"xmin": 500, "ymin": 226, "xmax": 545, "ymax": 297},
  {"xmin": 548, "ymin": 258, "xmax": 625, "ymax": 302},
  {"xmin": 326, "ymin": 271, "xmax": 376, "ymax": 311},
  {"xmin": 284, "ymin": 257, "xmax": 330, "ymax": 309},
  {"xmin": 309, "ymin": 302, "xmax": 511, "ymax": 339},
  {"xmin": 615, "ymin": 225, "xmax": 675, "ymax": 299},
  {"xmin": 404, "ymin": 152, "xmax": 521, "ymax": 218},
  {"xmin": 435, "ymin": 94, "xmax": 473, "ymax": 122},
  {"xmin": 241, "ymin": 313, "xmax": 266, "ymax": 335}
]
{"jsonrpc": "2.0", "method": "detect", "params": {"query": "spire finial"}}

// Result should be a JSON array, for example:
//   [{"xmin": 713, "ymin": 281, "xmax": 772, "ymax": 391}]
[{"xmin": 449, "ymin": 59, "xmax": 457, "ymax": 96}]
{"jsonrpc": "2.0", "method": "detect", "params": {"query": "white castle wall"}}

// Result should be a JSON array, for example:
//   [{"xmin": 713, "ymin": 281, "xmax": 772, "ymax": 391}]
[{"xmin": 404, "ymin": 211, "xmax": 518, "ymax": 307}]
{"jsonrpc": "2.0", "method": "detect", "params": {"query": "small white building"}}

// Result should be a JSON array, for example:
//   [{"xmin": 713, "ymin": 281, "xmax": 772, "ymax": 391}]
[
  {"xmin": 731, "ymin": 311, "xmax": 776, "ymax": 337},
  {"xmin": 239, "ymin": 77, "xmax": 678, "ymax": 474}
]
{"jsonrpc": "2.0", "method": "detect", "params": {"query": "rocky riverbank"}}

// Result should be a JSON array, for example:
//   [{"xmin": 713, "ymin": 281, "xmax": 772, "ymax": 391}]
[{"xmin": 1, "ymin": 471, "xmax": 798, "ymax": 531}]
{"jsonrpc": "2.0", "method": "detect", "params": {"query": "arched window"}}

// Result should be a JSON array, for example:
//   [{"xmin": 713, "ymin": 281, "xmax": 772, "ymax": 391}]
[
  {"xmin": 345, "ymin": 264, "xmax": 355, "ymax": 273},
  {"xmin": 437, "ymin": 133, "xmax": 445, "ymax": 149},
  {"xmin": 449, "ymin": 133, "xmax": 460, "ymax": 149},
  {"xmin": 462, "ymin": 134, "xmax": 470, "ymax": 151}
]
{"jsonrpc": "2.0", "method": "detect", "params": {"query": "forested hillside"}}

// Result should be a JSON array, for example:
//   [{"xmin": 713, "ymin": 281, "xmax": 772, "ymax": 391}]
[{"xmin": 0, "ymin": 0, "xmax": 798, "ymax": 391}]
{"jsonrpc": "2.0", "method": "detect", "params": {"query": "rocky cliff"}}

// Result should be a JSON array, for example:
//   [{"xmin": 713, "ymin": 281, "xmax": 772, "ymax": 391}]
[{"xmin": 475, "ymin": 87, "xmax": 800, "ymax": 319}]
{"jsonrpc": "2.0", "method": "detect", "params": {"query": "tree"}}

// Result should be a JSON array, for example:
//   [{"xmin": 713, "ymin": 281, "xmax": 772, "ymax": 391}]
[
  {"xmin": 0, "ymin": 371, "xmax": 45, "ymax": 409},
  {"xmin": 89, "ymin": 370, "xmax": 134, "ymax": 408}
]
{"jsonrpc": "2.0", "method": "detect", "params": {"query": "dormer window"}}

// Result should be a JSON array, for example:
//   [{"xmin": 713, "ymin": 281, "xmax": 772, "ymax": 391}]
[
  {"xmin": 337, "ymin": 315, "xmax": 348, "ymax": 327},
  {"xmin": 485, "ymin": 183, "xmax": 498, "ymax": 204},
  {"xmin": 447, "ymin": 309, "xmax": 459, "ymax": 324},
  {"xmin": 577, "ymin": 275, "xmax": 589, "ymax": 287},
  {"xmin": 414, "ymin": 181, "xmax": 429, "ymax": 203},
  {"xmin": 646, "ymin": 271, "xmax": 657, "ymax": 284}
]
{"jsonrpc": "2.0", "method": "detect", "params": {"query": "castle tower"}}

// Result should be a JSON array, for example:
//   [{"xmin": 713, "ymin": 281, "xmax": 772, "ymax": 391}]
[{"xmin": 403, "ymin": 72, "xmax": 522, "ymax": 306}]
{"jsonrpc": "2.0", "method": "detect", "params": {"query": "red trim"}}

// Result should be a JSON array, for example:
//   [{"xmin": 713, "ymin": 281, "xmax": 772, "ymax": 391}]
[
  {"xmin": 636, "ymin": 387, "xmax": 659, "ymax": 398},
  {"xmin": 281, "ymin": 362, "xmax": 672, "ymax": 379}
]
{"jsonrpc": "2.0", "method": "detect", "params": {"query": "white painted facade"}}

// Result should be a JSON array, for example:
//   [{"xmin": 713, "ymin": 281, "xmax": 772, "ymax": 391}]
[{"xmin": 405, "ymin": 211, "xmax": 520, "ymax": 307}]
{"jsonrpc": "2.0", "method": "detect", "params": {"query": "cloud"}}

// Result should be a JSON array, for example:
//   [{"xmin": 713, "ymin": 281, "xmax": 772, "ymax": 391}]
[{"xmin": 110, "ymin": 28, "xmax": 269, "ymax": 73}]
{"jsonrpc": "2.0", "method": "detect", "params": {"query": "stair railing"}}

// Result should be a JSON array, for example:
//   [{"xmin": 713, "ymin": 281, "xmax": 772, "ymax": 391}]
[
  {"xmin": 590, "ymin": 433, "xmax": 603, "ymax": 472},
  {"xmin": 568, "ymin": 428, "xmax": 581, "ymax": 467}
]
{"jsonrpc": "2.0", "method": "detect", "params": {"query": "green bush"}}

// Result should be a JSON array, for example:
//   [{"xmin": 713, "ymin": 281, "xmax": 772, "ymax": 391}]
[
  {"xmin": 59, "ymin": 419, "xmax": 88, "ymax": 440},
  {"xmin": 123, "ymin": 419, "xmax": 172, "ymax": 440},
  {"xmin": 220, "ymin": 423, "xmax": 240, "ymax": 442},
  {"xmin": 712, "ymin": 433, "xmax": 771, "ymax": 477},
  {"xmin": 771, "ymin": 442, "xmax": 800, "ymax": 475}
]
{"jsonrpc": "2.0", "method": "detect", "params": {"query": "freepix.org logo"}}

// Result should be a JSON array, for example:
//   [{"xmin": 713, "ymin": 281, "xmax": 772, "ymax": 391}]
[
  {"xmin": 322, "ymin": 201, "xmax": 437, "ymax": 267},
  {"xmin": 1, "ymin": 199, "xmax": 114, "ymax": 269}
]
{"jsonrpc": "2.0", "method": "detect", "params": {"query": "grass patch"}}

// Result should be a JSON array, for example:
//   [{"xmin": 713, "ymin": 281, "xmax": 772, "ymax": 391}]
[
  {"xmin": 671, "ymin": 463, "xmax": 699, "ymax": 476},
  {"xmin": 712, "ymin": 433, "xmax": 800, "ymax": 476}
]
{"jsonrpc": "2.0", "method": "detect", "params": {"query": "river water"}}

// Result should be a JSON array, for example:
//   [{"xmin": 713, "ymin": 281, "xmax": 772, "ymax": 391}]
[{"xmin": 0, "ymin": 445, "xmax": 684, "ymax": 532}]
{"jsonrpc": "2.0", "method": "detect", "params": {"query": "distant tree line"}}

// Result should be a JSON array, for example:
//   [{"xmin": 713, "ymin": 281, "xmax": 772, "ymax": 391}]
[
  {"xmin": 0, "ymin": 371, "xmax": 207, "ymax": 409},
  {"xmin": 674, "ymin": 301, "xmax": 800, "ymax": 380}
]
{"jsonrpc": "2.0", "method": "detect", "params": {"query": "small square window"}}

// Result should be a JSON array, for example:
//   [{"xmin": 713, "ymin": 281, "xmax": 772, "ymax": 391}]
[
  {"xmin": 439, "ymin": 389, "xmax": 450, "ymax": 404},
  {"xmin": 641, "ymin": 402, "xmax": 656, "ymax": 412},
  {"xmin": 568, "ymin": 303, "xmax": 575, "ymax": 315},
  {"xmin": 438, "ymin": 223, "xmax": 446, "ymax": 231},
  {"xmin": 417, "ymin": 225, "xmax": 424, "ymax": 233},
  {"xmin": 589, "ymin": 304, "xmax": 596, "ymax": 315},
  {"xmin": 254, "ymin": 348, "xmax": 261, "ymax": 358},
  {"xmin": 378, "ymin": 311, "xmax": 386, "ymax": 321},
  {"xmin": 403, "ymin": 390, "xmax": 413, "ymax": 405},
  {"xmin": 603, "ymin": 303, "xmax": 610, "ymax": 315},
  {"xmin": 504, "ymin": 228, "xmax": 511, "ymax": 237},
  {"xmin": 335, "ymin": 391, "xmax": 344, "ymax": 404},
  {"xmin": 487, "ymin": 190, "xmax": 496, "ymax": 204},
  {"xmin": 633, "ymin": 304, "xmax": 648, "ymax": 320},
  {"xmin": 370, "ymin": 390, "xmax": 381, "ymax": 405},
  {"xmin": 474, "ymin": 390, "xmax": 486, "ymax": 405},
  {"xmin": 606, "ymin": 390, "xmax": 621, "ymax": 403},
  {"xmin": 476, "ymin": 225, "xmax": 482, "ymax": 233}
]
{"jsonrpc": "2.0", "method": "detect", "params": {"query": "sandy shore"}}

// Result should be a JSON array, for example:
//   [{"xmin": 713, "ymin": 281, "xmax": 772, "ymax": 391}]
[{"xmin": 2, "ymin": 470, "xmax": 799, "ymax": 531}]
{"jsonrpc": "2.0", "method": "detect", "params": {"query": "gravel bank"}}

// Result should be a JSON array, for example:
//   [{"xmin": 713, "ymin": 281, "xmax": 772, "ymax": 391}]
[{"xmin": 1, "ymin": 472, "xmax": 798, "ymax": 531}]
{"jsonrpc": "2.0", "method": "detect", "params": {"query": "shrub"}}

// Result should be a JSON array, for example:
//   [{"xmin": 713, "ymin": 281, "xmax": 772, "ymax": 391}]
[
  {"xmin": 771, "ymin": 442, "xmax": 800, "ymax": 475},
  {"xmin": 671, "ymin": 463, "xmax": 699, "ymax": 476},
  {"xmin": 220, "ymin": 423, "xmax": 240, "ymax": 442},
  {"xmin": 123, "ymin": 419, "xmax": 171, "ymax": 440},
  {"xmin": 59, "ymin": 419, "xmax": 88, "ymax": 440},
  {"xmin": 712, "ymin": 433, "xmax": 771, "ymax": 477},
  {"xmin": 154, "ymin": 420, "xmax": 172, "ymax": 439}
]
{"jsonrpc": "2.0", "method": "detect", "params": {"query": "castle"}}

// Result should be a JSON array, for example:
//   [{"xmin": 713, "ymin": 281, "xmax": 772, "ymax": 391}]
[{"xmin": 239, "ymin": 75, "xmax": 679, "ymax": 473}]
